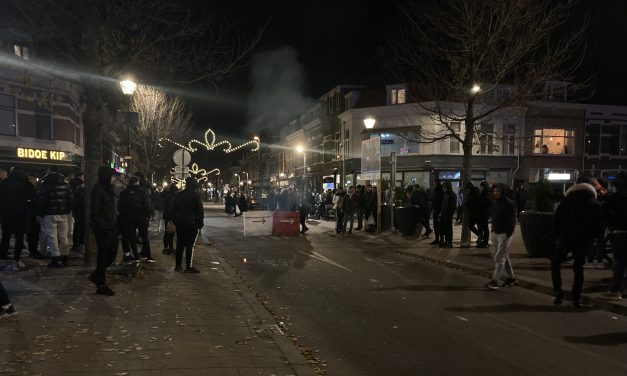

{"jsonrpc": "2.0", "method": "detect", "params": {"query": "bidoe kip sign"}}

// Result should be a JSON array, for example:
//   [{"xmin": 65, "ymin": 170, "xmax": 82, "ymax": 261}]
[{"xmin": 16, "ymin": 147, "xmax": 70, "ymax": 161}]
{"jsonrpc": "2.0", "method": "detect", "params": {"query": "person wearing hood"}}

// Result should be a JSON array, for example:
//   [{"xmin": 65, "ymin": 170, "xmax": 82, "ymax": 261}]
[
  {"xmin": 604, "ymin": 172, "xmax": 627, "ymax": 300},
  {"xmin": 118, "ymin": 176, "xmax": 153, "ymax": 263},
  {"xmin": 0, "ymin": 168, "xmax": 36, "ymax": 269},
  {"xmin": 172, "ymin": 177, "xmax": 204, "ymax": 272},
  {"xmin": 463, "ymin": 181, "xmax": 481, "ymax": 242},
  {"xmin": 88, "ymin": 166, "xmax": 119, "ymax": 296},
  {"xmin": 552, "ymin": 179, "xmax": 604, "ymax": 307},
  {"xmin": 36, "ymin": 167, "xmax": 73, "ymax": 268},
  {"xmin": 476, "ymin": 181, "xmax": 492, "ymax": 248},
  {"xmin": 440, "ymin": 181, "xmax": 457, "ymax": 248},
  {"xmin": 485, "ymin": 184, "xmax": 517, "ymax": 290}
]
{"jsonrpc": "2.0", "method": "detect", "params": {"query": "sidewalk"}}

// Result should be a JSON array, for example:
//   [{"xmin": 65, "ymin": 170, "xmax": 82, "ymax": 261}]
[
  {"xmin": 310, "ymin": 217, "xmax": 627, "ymax": 315},
  {"xmin": 0, "ymin": 227, "xmax": 314, "ymax": 376}
]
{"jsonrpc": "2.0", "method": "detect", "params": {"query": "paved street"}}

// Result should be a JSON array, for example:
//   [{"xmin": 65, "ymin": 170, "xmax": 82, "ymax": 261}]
[{"xmin": 207, "ymin": 205, "xmax": 627, "ymax": 376}]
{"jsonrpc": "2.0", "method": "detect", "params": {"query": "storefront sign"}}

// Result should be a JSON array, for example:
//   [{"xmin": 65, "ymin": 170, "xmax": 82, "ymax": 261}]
[
  {"xmin": 547, "ymin": 173, "xmax": 571, "ymax": 181},
  {"xmin": 16, "ymin": 147, "xmax": 70, "ymax": 161}
]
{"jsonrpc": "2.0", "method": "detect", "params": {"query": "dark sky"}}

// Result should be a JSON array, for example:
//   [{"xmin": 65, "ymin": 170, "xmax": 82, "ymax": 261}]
[{"xmin": 186, "ymin": 0, "xmax": 627, "ymax": 168}]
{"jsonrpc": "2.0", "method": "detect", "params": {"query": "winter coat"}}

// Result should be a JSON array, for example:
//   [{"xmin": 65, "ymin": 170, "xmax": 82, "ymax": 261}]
[
  {"xmin": 490, "ymin": 196, "xmax": 516, "ymax": 236},
  {"xmin": 364, "ymin": 190, "xmax": 377, "ymax": 213},
  {"xmin": 172, "ymin": 188, "xmax": 204, "ymax": 228},
  {"xmin": 606, "ymin": 189, "xmax": 627, "ymax": 232},
  {"xmin": 91, "ymin": 168, "xmax": 117, "ymax": 233},
  {"xmin": 36, "ymin": 172, "xmax": 73, "ymax": 216},
  {"xmin": 238, "ymin": 195, "xmax": 249, "ymax": 212},
  {"xmin": 118, "ymin": 185, "xmax": 152, "ymax": 222},
  {"xmin": 464, "ymin": 183, "xmax": 480, "ymax": 218},
  {"xmin": 342, "ymin": 192, "xmax": 357, "ymax": 213},
  {"xmin": 153, "ymin": 190, "xmax": 163, "ymax": 211},
  {"xmin": 162, "ymin": 188, "xmax": 178, "ymax": 221},
  {"xmin": 72, "ymin": 184, "xmax": 85, "ymax": 219},
  {"xmin": 440, "ymin": 190, "xmax": 457, "ymax": 218},
  {"xmin": 431, "ymin": 185, "xmax": 444, "ymax": 214},
  {"xmin": 477, "ymin": 189, "xmax": 492, "ymax": 220},
  {"xmin": 0, "ymin": 171, "xmax": 35, "ymax": 224},
  {"xmin": 554, "ymin": 183, "xmax": 604, "ymax": 241}
]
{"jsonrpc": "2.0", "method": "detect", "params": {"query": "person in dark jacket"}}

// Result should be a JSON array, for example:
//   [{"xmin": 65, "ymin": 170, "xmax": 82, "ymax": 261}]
[
  {"xmin": 341, "ymin": 186, "xmax": 357, "ymax": 234},
  {"xmin": 298, "ymin": 191, "xmax": 311, "ymax": 234},
  {"xmin": 552, "ymin": 181, "xmax": 604, "ymax": 307},
  {"xmin": 162, "ymin": 184, "xmax": 178, "ymax": 255},
  {"xmin": 464, "ymin": 181, "xmax": 481, "ymax": 241},
  {"xmin": 118, "ymin": 176, "xmax": 153, "ymax": 262},
  {"xmin": 172, "ymin": 177, "xmax": 204, "ymax": 272},
  {"xmin": 439, "ymin": 181, "xmax": 457, "ymax": 248},
  {"xmin": 153, "ymin": 185, "xmax": 164, "ymax": 232},
  {"xmin": 429, "ymin": 180, "xmax": 443, "ymax": 245},
  {"xmin": 36, "ymin": 168, "xmax": 73, "ymax": 268},
  {"xmin": 236, "ymin": 193, "xmax": 248, "ymax": 216},
  {"xmin": 25, "ymin": 174, "xmax": 44, "ymax": 259},
  {"xmin": 70, "ymin": 173, "xmax": 85, "ymax": 252},
  {"xmin": 411, "ymin": 186, "xmax": 432, "ymax": 237},
  {"xmin": 485, "ymin": 184, "xmax": 517, "ymax": 290},
  {"xmin": 603, "ymin": 172, "xmax": 627, "ymax": 300},
  {"xmin": 355, "ymin": 185, "xmax": 365, "ymax": 230},
  {"xmin": 0, "ymin": 168, "xmax": 36, "ymax": 268},
  {"xmin": 476, "ymin": 181, "xmax": 492, "ymax": 248},
  {"xmin": 514, "ymin": 184, "xmax": 527, "ymax": 222},
  {"xmin": 88, "ymin": 166, "xmax": 119, "ymax": 296}
]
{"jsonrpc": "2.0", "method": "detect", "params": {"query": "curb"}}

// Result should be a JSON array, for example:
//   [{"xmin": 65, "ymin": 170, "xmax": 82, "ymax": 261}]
[
  {"xmin": 203, "ymin": 244, "xmax": 316, "ymax": 376},
  {"xmin": 393, "ymin": 247, "xmax": 627, "ymax": 316}
]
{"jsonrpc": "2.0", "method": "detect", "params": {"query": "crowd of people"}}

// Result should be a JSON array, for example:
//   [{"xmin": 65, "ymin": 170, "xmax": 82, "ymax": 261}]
[{"xmin": 0, "ymin": 166, "xmax": 205, "ymax": 316}]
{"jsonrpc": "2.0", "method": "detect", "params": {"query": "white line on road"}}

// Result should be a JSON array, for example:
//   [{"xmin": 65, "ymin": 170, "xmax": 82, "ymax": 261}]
[{"xmin": 298, "ymin": 250, "xmax": 353, "ymax": 272}]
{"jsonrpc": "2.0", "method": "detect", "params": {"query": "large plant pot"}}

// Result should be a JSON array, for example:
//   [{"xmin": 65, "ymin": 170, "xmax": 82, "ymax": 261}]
[
  {"xmin": 519, "ymin": 211, "xmax": 556, "ymax": 258},
  {"xmin": 381, "ymin": 205, "xmax": 393, "ymax": 231},
  {"xmin": 394, "ymin": 206, "xmax": 419, "ymax": 236}
]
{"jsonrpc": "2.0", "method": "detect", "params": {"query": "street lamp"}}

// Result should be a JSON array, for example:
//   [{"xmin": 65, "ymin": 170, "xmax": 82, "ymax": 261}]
[
  {"xmin": 363, "ymin": 117, "xmax": 381, "ymax": 232},
  {"xmin": 120, "ymin": 79, "xmax": 137, "ymax": 173},
  {"xmin": 470, "ymin": 84, "xmax": 481, "ymax": 95},
  {"xmin": 242, "ymin": 172, "xmax": 249, "ymax": 195},
  {"xmin": 253, "ymin": 136, "xmax": 262, "ymax": 190},
  {"xmin": 234, "ymin": 173, "xmax": 240, "ymax": 192},
  {"xmin": 364, "ymin": 117, "xmax": 376, "ymax": 129},
  {"xmin": 296, "ymin": 144, "xmax": 306, "ymax": 191},
  {"xmin": 120, "ymin": 80, "xmax": 137, "ymax": 95}
]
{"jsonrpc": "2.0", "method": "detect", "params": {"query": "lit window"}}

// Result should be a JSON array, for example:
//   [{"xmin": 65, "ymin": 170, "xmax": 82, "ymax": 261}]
[
  {"xmin": 398, "ymin": 89, "xmax": 406, "ymax": 104},
  {"xmin": 14, "ymin": 45, "xmax": 21, "ymax": 57},
  {"xmin": 533, "ymin": 128, "xmax": 575, "ymax": 155},
  {"xmin": 391, "ymin": 89, "xmax": 397, "ymax": 104}
]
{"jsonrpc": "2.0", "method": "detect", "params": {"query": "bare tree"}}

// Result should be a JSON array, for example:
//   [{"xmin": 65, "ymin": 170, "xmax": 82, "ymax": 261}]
[
  {"xmin": 388, "ymin": 0, "xmax": 586, "ymax": 245},
  {"xmin": 124, "ymin": 85, "xmax": 192, "ymax": 176}
]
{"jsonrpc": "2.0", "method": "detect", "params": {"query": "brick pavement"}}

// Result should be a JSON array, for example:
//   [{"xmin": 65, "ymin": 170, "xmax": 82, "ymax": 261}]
[{"xmin": 0, "ymin": 227, "xmax": 314, "ymax": 376}]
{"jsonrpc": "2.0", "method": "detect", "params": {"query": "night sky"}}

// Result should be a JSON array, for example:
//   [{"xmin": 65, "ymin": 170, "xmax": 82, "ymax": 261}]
[{"xmin": 186, "ymin": 0, "xmax": 627, "ymax": 168}]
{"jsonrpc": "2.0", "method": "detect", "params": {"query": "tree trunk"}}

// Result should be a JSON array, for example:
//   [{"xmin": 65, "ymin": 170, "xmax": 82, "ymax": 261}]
[{"xmin": 459, "ymin": 101, "xmax": 475, "ymax": 247}]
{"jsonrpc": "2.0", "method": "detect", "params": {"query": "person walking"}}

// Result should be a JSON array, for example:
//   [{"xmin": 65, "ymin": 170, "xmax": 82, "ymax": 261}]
[
  {"xmin": 162, "ymin": 184, "xmax": 178, "ymax": 255},
  {"xmin": 36, "ymin": 168, "xmax": 73, "ymax": 268},
  {"xmin": 118, "ymin": 176, "xmax": 154, "ymax": 263},
  {"xmin": 484, "ymin": 184, "xmax": 517, "ymax": 290},
  {"xmin": 0, "ymin": 168, "xmax": 35, "ymax": 269},
  {"xmin": 342, "ymin": 186, "xmax": 357, "ymax": 234},
  {"xmin": 88, "ymin": 167, "xmax": 119, "ymax": 296},
  {"xmin": 604, "ymin": 172, "xmax": 627, "ymax": 300},
  {"xmin": 172, "ymin": 177, "xmax": 204, "ymax": 273},
  {"xmin": 552, "ymin": 179, "xmax": 604, "ymax": 307},
  {"xmin": 440, "ymin": 181, "xmax": 457, "ymax": 248},
  {"xmin": 429, "ymin": 180, "xmax": 443, "ymax": 245},
  {"xmin": 334, "ymin": 189, "xmax": 345, "ymax": 234}
]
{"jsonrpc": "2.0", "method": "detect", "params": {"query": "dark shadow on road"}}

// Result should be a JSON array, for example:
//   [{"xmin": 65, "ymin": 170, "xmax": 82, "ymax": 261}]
[
  {"xmin": 372, "ymin": 285, "xmax": 486, "ymax": 292},
  {"xmin": 446, "ymin": 303, "xmax": 599, "ymax": 313},
  {"xmin": 564, "ymin": 332, "xmax": 627, "ymax": 346}
]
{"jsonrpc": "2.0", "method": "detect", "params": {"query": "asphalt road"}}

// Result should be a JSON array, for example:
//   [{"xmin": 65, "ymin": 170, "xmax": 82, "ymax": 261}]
[{"xmin": 203, "ymin": 205, "xmax": 627, "ymax": 376}]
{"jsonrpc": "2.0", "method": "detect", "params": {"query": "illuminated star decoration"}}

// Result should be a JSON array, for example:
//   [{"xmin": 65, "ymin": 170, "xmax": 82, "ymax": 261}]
[
  {"xmin": 159, "ymin": 128, "xmax": 259, "ymax": 154},
  {"xmin": 170, "ymin": 163, "xmax": 220, "ymax": 188}
]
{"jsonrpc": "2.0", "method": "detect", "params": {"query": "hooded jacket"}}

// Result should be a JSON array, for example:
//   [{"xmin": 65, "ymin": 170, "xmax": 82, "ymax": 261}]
[
  {"xmin": 91, "ymin": 167, "xmax": 117, "ymax": 232},
  {"xmin": 554, "ymin": 183, "xmax": 604, "ymax": 241},
  {"xmin": 36, "ymin": 172, "xmax": 73, "ymax": 216},
  {"xmin": 0, "ymin": 169, "xmax": 35, "ymax": 224},
  {"xmin": 172, "ymin": 182, "xmax": 204, "ymax": 228},
  {"xmin": 490, "ymin": 195, "xmax": 516, "ymax": 236},
  {"xmin": 118, "ymin": 184, "xmax": 152, "ymax": 221},
  {"xmin": 606, "ymin": 189, "xmax": 627, "ymax": 232}
]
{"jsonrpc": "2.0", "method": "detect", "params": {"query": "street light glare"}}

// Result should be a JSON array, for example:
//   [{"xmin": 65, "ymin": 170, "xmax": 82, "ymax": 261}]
[
  {"xmin": 296, "ymin": 145, "xmax": 304, "ymax": 153},
  {"xmin": 120, "ymin": 80, "xmax": 137, "ymax": 95},
  {"xmin": 364, "ymin": 117, "xmax": 376, "ymax": 129},
  {"xmin": 471, "ymin": 84, "xmax": 481, "ymax": 94}
]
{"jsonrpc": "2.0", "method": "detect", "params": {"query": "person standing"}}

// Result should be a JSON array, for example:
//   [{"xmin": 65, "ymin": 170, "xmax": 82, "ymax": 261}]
[
  {"xmin": 604, "ymin": 172, "xmax": 627, "ymax": 300},
  {"xmin": 334, "ymin": 189, "xmax": 345, "ymax": 234},
  {"xmin": 485, "ymin": 184, "xmax": 517, "ymax": 290},
  {"xmin": 162, "ymin": 184, "xmax": 178, "ymax": 255},
  {"xmin": 172, "ymin": 177, "xmax": 204, "ymax": 273},
  {"xmin": 36, "ymin": 168, "xmax": 73, "ymax": 268},
  {"xmin": 154, "ymin": 185, "xmax": 164, "ymax": 232},
  {"xmin": 464, "ymin": 182, "xmax": 481, "ymax": 242},
  {"xmin": 26, "ymin": 174, "xmax": 44, "ymax": 259},
  {"xmin": 455, "ymin": 188, "xmax": 464, "ymax": 225},
  {"xmin": 411, "ymin": 185, "xmax": 432, "ymax": 237},
  {"xmin": 298, "ymin": 191, "xmax": 311, "ymax": 234},
  {"xmin": 342, "ymin": 186, "xmax": 357, "ymax": 234},
  {"xmin": 552, "ymin": 180, "xmax": 604, "ymax": 307},
  {"xmin": 70, "ymin": 172, "xmax": 85, "ymax": 252},
  {"xmin": 118, "ymin": 176, "xmax": 153, "ymax": 263},
  {"xmin": 514, "ymin": 184, "xmax": 527, "ymax": 222},
  {"xmin": 88, "ymin": 167, "xmax": 119, "ymax": 296},
  {"xmin": 0, "ymin": 168, "xmax": 35, "ymax": 269},
  {"xmin": 440, "ymin": 181, "xmax": 457, "ymax": 248},
  {"xmin": 429, "ymin": 180, "xmax": 443, "ymax": 245},
  {"xmin": 355, "ymin": 185, "xmax": 365, "ymax": 230},
  {"xmin": 476, "ymin": 181, "xmax": 492, "ymax": 248}
]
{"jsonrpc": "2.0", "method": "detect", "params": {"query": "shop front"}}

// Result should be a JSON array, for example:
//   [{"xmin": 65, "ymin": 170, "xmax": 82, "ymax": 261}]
[{"xmin": 0, "ymin": 146, "xmax": 82, "ymax": 177}]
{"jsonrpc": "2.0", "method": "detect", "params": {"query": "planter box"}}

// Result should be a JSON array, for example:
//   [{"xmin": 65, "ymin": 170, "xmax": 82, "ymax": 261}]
[{"xmin": 519, "ymin": 211, "xmax": 557, "ymax": 258}]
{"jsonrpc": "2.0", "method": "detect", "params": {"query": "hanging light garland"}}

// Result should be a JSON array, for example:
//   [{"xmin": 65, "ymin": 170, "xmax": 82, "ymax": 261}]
[
  {"xmin": 159, "ymin": 128, "xmax": 259, "ymax": 154},
  {"xmin": 170, "ymin": 163, "xmax": 220, "ymax": 188}
]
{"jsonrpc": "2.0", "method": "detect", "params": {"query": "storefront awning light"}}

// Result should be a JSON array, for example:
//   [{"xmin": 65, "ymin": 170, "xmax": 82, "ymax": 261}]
[{"xmin": 547, "ymin": 173, "xmax": 571, "ymax": 181}]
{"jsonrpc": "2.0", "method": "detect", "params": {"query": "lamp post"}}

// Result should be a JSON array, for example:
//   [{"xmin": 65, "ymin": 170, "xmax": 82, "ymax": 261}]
[
  {"xmin": 242, "ymin": 172, "xmax": 249, "ymax": 195},
  {"xmin": 296, "ymin": 144, "xmax": 306, "ymax": 191},
  {"xmin": 120, "ymin": 79, "xmax": 137, "ymax": 173},
  {"xmin": 363, "ymin": 117, "xmax": 381, "ymax": 232},
  {"xmin": 253, "ymin": 136, "xmax": 261, "ymax": 189},
  {"xmin": 234, "ymin": 173, "xmax": 241, "ymax": 193}
]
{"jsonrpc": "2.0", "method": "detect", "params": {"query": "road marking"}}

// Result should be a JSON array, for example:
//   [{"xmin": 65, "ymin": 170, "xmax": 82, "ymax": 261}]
[
  {"xmin": 456, "ymin": 316, "xmax": 469, "ymax": 322},
  {"xmin": 368, "ymin": 279, "xmax": 379, "ymax": 283},
  {"xmin": 298, "ymin": 251, "xmax": 353, "ymax": 272}
]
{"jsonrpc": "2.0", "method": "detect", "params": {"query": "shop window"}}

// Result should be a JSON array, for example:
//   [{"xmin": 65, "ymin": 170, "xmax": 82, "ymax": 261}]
[
  {"xmin": 0, "ymin": 93, "xmax": 16, "ymax": 136},
  {"xmin": 479, "ymin": 124, "xmax": 494, "ymax": 154},
  {"xmin": 534, "ymin": 128, "xmax": 575, "ymax": 155}
]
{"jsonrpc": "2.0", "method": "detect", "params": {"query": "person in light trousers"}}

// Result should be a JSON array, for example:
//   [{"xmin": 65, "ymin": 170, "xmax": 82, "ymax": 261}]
[{"xmin": 485, "ymin": 184, "xmax": 517, "ymax": 290}]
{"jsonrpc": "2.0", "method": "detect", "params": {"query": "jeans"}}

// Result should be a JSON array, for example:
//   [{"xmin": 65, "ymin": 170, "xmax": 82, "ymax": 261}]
[
  {"xmin": 0, "ymin": 221, "xmax": 26, "ymax": 261},
  {"xmin": 42, "ymin": 215, "xmax": 69, "ymax": 257},
  {"xmin": 343, "ymin": 211, "xmax": 355, "ymax": 233},
  {"xmin": 491, "ymin": 232, "xmax": 514, "ymax": 280},
  {"xmin": 610, "ymin": 233, "xmax": 627, "ymax": 293},
  {"xmin": 93, "ymin": 230, "xmax": 119, "ymax": 286},
  {"xmin": 551, "ymin": 239, "xmax": 590, "ymax": 302},
  {"xmin": 176, "ymin": 224, "xmax": 199, "ymax": 268},
  {"xmin": 441, "ymin": 215, "xmax": 453, "ymax": 245}
]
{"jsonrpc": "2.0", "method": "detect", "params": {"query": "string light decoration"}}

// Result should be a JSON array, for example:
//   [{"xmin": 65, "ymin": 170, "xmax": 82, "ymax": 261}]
[
  {"xmin": 159, "ymin": 128, "xmax": 259, "ymax": 154},
  {"xmin": 170, "ymin": 163, "xmax": 220, "ymax": 188}
]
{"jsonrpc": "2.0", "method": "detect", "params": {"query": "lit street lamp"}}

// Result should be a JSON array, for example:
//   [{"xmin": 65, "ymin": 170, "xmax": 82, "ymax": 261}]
[
  {"xmin": 363, "ymin": 117, "xmax": 381, "ymax": 232},
  {"xmin": 120, "ymin": 79, "xmax": 137, "ymax": 173},
  {"xmin": 234, "ymin": 173, "xmax": 241, "ymax": 192},
  {"xmin": 470, "ymin": 84, "xmax": 481, "ymax": 95},
  {"xmin": 242, "ymin": 172, "xmax": 249, "ymax": 195},
  {"xmin": 296, "ymin": 144, "xmax": 306, "ymax": 191}
]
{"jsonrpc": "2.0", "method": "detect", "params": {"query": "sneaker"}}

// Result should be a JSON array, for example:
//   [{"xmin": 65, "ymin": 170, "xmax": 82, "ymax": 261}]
[
  {"xmin": 95, "ymin": 285, "xmax": 115, "ymax": 296},
  {"xmin": 48, "ymin": 258, "xmax": 63, "ymax": 268},
  {"xmin": 601, "ymin": 291, "xmax": 623, "ymax": 301},
  {"xmin": 138, "ymin": 253, "xmax": 147, "ymax": 260},
  {"xmin": 122, "ymin": 255, "xmax": 136, "ymax": 265},
  {"xmin": 485, "ymin": 280, "xmax": 500, "ymax": 290},
  {"xmin": 16, "ymin": 260, "xmax": 27, "ymax": 269},
  {"xmin": 145, "ymin": 257, "xmax": 156, "ymax": 263},
  {"xmin": 0, "ymin": 304, "xmax": 17, "ymax": 319},
  {"xmin": 553, "ymin": 290, "xmax": 564, "ymax": 305},
  {"xmin": 174, "ymin": 265, "xmax": 183, "ymax": 272},
  {"xmin": 184, "ymin": 266, "xmax": 200, "ymax": 273},
  {"xmin": 502, "ymin": 277, "xmax": 517, "ymax": 287},
  {"xmin": 583, "ymin": 262, "xmax": 595, "ymax": 269}
]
